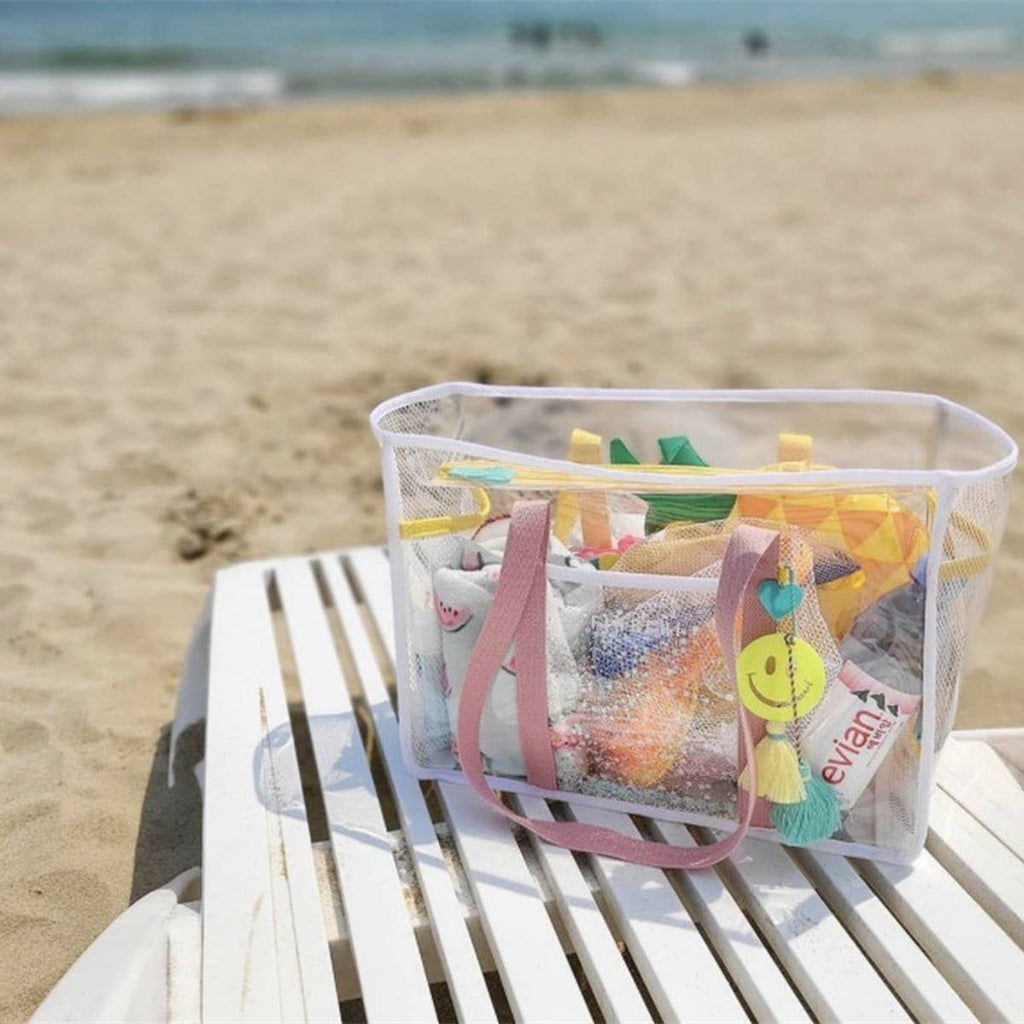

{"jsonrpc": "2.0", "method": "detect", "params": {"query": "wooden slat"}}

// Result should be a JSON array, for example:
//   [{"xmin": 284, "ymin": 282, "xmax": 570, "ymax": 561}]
[
  {"xmin": 31, "ymin": 888, "xmax": 183, "ymax": 1024},
  {"xmin": 936, "ymin": 738, "xmax": 1024, "ymax": 858},
  {"xmin": 649, "ymin": 820, "xmax": 811, "ymax": 1024},
  {"xmin": 168, "ymin": 903, "xmax": 202, "ymax": 1024},
  {"xmin": 440, "ymin": 782, "xmax": 593, "ymax": 1023},
  {"xmin": 515, "ymin": 795, "xmax": 654, "ymax": 1024},
  {"xmin": 348, "ymin": 547, "xmax": 402, "ymax": 665},
  {"xmin": 351, "ymin": 547, "xmax": 592, "ymax": 1019},
  {"xmin": 323, "ymin": 552, "xmax": 497, "ymax": 1022},
  {"xmin": 719, "ymin": 839, "xmax": 910, "ymax": 1023},
  {"xmin": 568, "ymin": 804, "xmax": 750, "ymax": 1022},
  {"xmin": 861, "ymin": 848, "xmax": 1024, "ymax": 1022},
  {"xmin": 952, "ymin": 728, "xmax": 1024, "ymax": 773},
  {"xmin": 203, "ymin": 565, "xmax": 339, "ymax": 1022},
  {"xmin": 797, "ymin": 848, "xmax": 977, "ymax": 1023},
  {"xmin": 203, "ymin": 569, "xmax": 280, "ymax": 1019},
  {"xmin": 257, "ymin": 574, "xmax": 344, "ymax": 1024},
  {"xmin": 927, "ymin": 786, "xmax": 1024, "ymax": 946},
  {"xmin": 274, "ymin": 559, "xmax": 436, "ymax": 1023}
]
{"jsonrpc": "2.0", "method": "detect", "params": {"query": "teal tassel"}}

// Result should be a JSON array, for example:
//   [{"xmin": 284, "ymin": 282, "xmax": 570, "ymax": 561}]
[{"xmin": 771, "ymin": 763, "xmax": 842, "ymax": 846}]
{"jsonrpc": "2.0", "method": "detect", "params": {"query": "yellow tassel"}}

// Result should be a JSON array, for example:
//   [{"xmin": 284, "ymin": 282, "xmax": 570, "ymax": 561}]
[{"xmin": 739, "ymin": 722, "xmax": 806, "ymax": 804}]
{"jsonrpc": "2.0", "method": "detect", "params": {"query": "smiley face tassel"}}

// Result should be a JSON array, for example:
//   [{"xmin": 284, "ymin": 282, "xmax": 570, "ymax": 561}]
[{"xmin": 737, "ymin": 563, "xmax": 842, "ymax": 845}]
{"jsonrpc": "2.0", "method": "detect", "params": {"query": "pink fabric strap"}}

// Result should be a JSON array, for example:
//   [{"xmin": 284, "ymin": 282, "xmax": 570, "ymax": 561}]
[
  {"xmin": 455, "ymin": 501, "xmax": 778, "ymax": 868},
  {"xmin": 512, "ymin": 502, "xmax": 557, "ymax": 790}
]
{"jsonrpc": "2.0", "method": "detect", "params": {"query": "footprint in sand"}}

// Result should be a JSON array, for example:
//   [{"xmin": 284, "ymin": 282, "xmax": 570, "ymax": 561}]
[
  {"xmin": 0, "ymin": 717, "xmax": 49, "ymax": 754},
  {"xmin": 165, "ymin": 486, "xmax": 250, "ymax": 561},
  {"xmin": 6, "ymin": 630, "xmax": 62, "ymax": 666},
  {"xmin": 0, "ymin": 798, "xmax": 59, "ymax": 837},
  {"xmin": 52, "ymin": 709, "xmax": 104, "ymax": 747}
]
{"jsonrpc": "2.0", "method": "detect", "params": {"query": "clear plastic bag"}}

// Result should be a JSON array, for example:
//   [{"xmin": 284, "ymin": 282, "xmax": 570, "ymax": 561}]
[{"xmin": 372, "ymin": 384, "xmax": 1015, "ymax": 863}]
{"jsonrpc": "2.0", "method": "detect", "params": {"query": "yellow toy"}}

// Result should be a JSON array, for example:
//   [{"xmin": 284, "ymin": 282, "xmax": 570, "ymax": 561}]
[{"xmin": 734, "ymin": 489, "xmax": 928, "ymax": 608}]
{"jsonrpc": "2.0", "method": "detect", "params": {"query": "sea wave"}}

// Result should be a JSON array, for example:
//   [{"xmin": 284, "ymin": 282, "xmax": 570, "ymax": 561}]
[
  {"xmin": 631, "ymin": 60, "xmax": 697, "ymax": 87},
  {"xmin": 4, "ymin": 0, "xmax": 1024, "ymax": 115},
  {"xmin": 286, "ymin": 59, "xmax": 640, "ymax": 96},
  {"xmin": 878, "ymin": 28, "xmax": 1015, "ymax": 58},
  {"xmin": 0, "ymin": 70, "xmax": 284, "ymax": 115},
  {"xmin": 24, "ymin": 46, "xmax": 201, "ymax": 70}
]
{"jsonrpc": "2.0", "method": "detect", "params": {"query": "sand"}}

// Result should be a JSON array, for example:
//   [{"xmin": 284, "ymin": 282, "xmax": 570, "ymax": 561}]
[{"xmin": 1, "ymin": 72, "xmax": 1022, "ymax": 1019}]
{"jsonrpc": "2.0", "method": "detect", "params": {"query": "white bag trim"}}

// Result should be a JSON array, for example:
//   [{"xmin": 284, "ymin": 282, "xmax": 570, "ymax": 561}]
[{"xmin": 371, "ymin": 383, "xmax": 1017, "ymax": 485}]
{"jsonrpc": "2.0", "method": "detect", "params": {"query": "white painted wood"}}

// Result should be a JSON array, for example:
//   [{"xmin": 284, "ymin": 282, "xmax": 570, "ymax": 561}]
[
  {"xmin": 324, "ymin": 551, "xmax": 497, "ymax": 1023},
  {"xmin": 515, "ymin": 795, "xmax": 654, "ymax": 1024},
  {"xmin": 720, "ymin": 839, "xmax": 910, "ymax": 1023},
  {"xmin": 202, "ymin": 565, "xmax": 297, "ymax": 1021},
  {"xmin": 167, "ymin": 903, "xmax": 201, "ymax": 1024},
  {"xmin": 796, "ymin": 848, "xmax": 977, "ymax": 1023},
  {"xmin": 861, "ymin": 848, "xmax": 1024, "ymax": 1022},
  {"xmin": 953, "ymin": 728, "xmax": 1024, "ymax": 773},
  {"xmin": 351, "ymin": 546, "xmax": 595, "ymax": 1018},
  {"xmin": 440, "ymin": 781, "xmax": 592, "ymax": 1023},
  {"xmin": 349, "ymin": 546, "xmax": 402, "ymax": 665},
  {"xmin": 648, "ymin": 819, "xmax": 810, "ymax": 1024},
  {"xmin": 936, "ymin": 737, "xmax": 1024, "ymax": 857},
  {"xmin": 927, "ymin": 786, "xmax": 1024, "ymax": 946},
  {"xmin": 31, "ymin": 545, "xmax": 1024, "ymax": 1024},
  {"xmin": 313, "ymin": 829, "xmax": 505, "ymax": 1002},
  {"xmin": 274, "ymin": 559, "xmax": 436, "ymax": 1023},
  {"xmin": 566, "ymin": 804, "xmax": 748, "ymax": 1022},
  {"xmin": 253, "ymin": 568, "xmax": 344, "ymax": 1024},
  {"xmin": 205, "ymin": 564, "xmax": 340, "ymax": 1022},
  {"xmin": 30, "ymin": 887, "xmax": 180, "ymax": 1024}
]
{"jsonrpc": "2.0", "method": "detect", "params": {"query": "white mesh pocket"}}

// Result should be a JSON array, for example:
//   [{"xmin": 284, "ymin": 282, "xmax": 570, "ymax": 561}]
[{"xmin": 554, "ymin": 570, "xmax": 739, "ymax": 819}]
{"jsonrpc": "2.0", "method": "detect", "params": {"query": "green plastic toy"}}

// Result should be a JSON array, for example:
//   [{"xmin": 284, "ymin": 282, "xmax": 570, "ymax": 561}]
[{"xmin": 609, "ymin": 434, "xmax": 736, "ymax": 531}]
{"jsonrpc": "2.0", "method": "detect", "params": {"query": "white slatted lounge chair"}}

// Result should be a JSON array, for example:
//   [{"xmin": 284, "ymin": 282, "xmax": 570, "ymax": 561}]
[{"xmin": 31, "ymin": 547, "xmax": 1024, "ymax": 1023}]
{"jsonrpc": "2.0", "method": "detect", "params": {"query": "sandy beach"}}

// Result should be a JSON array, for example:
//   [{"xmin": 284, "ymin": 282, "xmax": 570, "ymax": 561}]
[{"xmin": 1, "ymin": 72, "xmax": 1022, "ymax": 1019}]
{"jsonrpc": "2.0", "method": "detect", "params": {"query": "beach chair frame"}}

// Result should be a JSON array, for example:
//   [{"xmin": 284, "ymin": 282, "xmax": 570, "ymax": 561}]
[{"xmin": 32, "ymin": 546, "xmax": 1024, "ymax": 1022}]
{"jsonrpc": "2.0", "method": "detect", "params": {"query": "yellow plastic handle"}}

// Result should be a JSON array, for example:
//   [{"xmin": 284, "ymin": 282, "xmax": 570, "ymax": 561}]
[
  {"xmin": 398, "ymin": 487, "xmax": 490, "ymax": 540},
  {"xmin": 939, "ymin": 509, "xmax": 992, "ymax": 582},
  {"xmin": 399, "ymin": 457, "xmax": 993, "ymax": 582},
  {"xmin": 436, "ymin": 459, "xmax": 734, "ymax": 489}
]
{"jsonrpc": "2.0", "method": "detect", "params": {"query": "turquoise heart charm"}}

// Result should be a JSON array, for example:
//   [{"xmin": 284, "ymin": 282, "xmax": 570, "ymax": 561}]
[{"xmin": 757, "ymin": 579, "xmax": 804, "ymax": 620}]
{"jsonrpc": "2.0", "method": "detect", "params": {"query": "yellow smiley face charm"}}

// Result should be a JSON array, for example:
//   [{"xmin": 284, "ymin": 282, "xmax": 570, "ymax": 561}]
[{"xmin": 736, "ymin": 633, "xmax": 826, "ymax": 722}]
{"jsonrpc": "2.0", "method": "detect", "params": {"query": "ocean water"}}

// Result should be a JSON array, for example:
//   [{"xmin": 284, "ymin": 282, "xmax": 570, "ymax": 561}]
[{"xmin": 3, "ymin": 1, "xmax": 1024, "ymax": 114}]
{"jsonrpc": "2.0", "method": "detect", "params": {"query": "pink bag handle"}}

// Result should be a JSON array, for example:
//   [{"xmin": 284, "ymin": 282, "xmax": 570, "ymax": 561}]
[{"xmin": 455, "ymin": 499, "xmax": 780, "ymax": 869}]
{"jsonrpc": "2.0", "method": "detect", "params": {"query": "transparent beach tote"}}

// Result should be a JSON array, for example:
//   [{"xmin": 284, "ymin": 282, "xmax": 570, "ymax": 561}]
[{"xmin": 371, "ymin": 384, "xmax": 1016, "ymax": 864}]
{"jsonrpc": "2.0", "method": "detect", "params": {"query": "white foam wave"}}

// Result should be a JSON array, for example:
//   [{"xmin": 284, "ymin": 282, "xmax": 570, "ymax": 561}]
[
  {"xmin": 0, "ymin": 70, "xmax": 285, "ymax": 115},
  {"xmin": 879, "ymin": 28, "xmax": 1014, "ymax": 58},
  {"xmin": 632, "ymin": 60, "xmax": 697, "ymax": 87}
]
